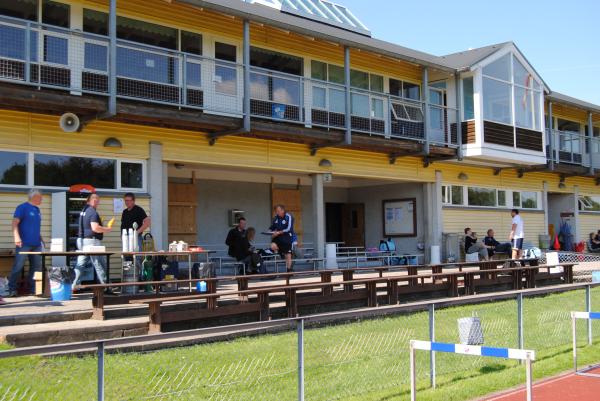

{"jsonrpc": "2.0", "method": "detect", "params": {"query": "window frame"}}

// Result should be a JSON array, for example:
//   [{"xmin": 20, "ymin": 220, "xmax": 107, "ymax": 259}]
[{"xmin": 442, "ymin": 184, "xmax": 541, "ymax": 210}]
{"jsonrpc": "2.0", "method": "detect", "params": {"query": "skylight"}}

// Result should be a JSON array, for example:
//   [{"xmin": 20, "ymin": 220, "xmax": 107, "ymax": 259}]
[{"xmin": 244, "ymin": 0, "xmax": 370, "ymax": 36}]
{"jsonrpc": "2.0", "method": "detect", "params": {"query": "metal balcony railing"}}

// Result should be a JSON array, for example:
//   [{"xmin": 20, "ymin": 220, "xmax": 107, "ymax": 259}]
[
  {"xmin": 547, "ymin": 129, "xmax": 600, "ymax": 169},
  {"xmin": 0, "ymin": 15, "xmax": 459, "ymax": 148}
]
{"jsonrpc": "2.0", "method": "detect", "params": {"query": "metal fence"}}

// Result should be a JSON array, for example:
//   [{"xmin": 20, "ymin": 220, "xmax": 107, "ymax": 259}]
[
  {"xmin": 0, "ymin": 14, "xmax": 460, "ymax": 147},
  {"xmin": 2, "ymin": 282, "xmax": 600, "ymax": 400},
  {"xmin": 547, "ymin": 129, "xmax": 600, "ymax": 169}
]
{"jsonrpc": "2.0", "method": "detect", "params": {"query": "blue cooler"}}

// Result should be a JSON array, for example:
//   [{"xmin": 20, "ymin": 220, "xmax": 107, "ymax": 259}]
[{"xmin": 50, "ymin": 280, "xmax": 72, "ymax": 301}]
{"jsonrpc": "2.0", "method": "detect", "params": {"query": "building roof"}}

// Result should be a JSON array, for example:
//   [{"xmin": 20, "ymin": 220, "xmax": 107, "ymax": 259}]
[
  {"xmin": 438, "ymin": 42, "xmax": 512, "ymax": 70},
  {"xmin": 547, "ymin": 91, "xmax": 600, "ymax": 114}
]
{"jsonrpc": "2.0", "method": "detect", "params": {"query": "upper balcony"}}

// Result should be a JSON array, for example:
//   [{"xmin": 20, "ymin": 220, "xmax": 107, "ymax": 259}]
[
  {"xmin": 547, "ymin": 129, "xmax": 600, "ymax": 170},
  {"xmin": 0, "ymin": 15, "xmax": 459, "ymax": 158}
]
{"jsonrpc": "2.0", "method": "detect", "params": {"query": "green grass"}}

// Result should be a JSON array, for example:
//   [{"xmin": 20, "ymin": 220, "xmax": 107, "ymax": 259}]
[{"xmin": 2, "ymin": 288, "xmax": 600, "ymax": 400}]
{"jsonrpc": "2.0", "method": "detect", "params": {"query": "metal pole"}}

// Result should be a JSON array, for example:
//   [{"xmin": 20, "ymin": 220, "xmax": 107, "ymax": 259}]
[
  {"xmin": 344, "ymin": 45, "xmax": 351, "ymax": 145},
  {"xmin": 97, "ymin": 342, "xmax": 105, "ymax": 401},
  {"xmin": 243, "ymin": 19, "xmax": 250, "ymax": 131},
  {"xmin": 297, "ymin": 319, "xmax": 304, "ymax": 401},
  {"xmin": 410, "ymin": 341, "xmax": 416, "ymax": 401},
  {"xmin": 517, "ymin": 293, "xmax": 524, "ymax": 350},
  {"xmin": 586, "ymin": 285, "xmax": 592, "ymax": 345},
  {"xmin": 108, "ymin": 0, "xmax": 117, "ymax": 115},
  {"xmin": 454, "ymin": 73, "xmax": 462, "ymax": 159},
  {"xmin": 429, "ymin": 304, "xmax": 436, "ymax": 389},
  {"xmin": 525, "ymin": 355, "xmax": 533, "ymax": 401},
  {"xmin": 422, "ymin": 67, "xmax": 430, "ymax": 155},
  {"xmin": 548, "ymin": 101, "xmax": 554, "ymax": 170},
  {"xmin": 573, "ymin": 316, "xmax": 578, "ymax": 372},
  {"xmin": 588, "ymin": 112, "xmax": 594, "ymax": 176},
  {"xmin": 25, "ymin": 22, "xmax": 31, "ymax": 83}
]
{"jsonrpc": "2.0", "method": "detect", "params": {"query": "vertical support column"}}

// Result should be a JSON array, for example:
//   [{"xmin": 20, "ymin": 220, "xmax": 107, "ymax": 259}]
[
  {"xmin": 344, "ymin": 46, "xmax": 352, "ymax": 145},
  {"xmin": 548, "ymin": 101, "xmax": 554, "ymax": 169},
  {"xmin": 542, "ymin": 181, "xmax": 549, "ymax": 236},
  {"xmin": 108, "ymin": 0, "xmax": 117, "ymax": 115},
  {"xmin": 517, "ymin": 293, "xmax": 524, "ymax": 351},
  {"xmin": 455, "ymin": 73, "xmax": 463, "ymax": 159},
  {"xmin": 297, "ymin": 319, "xmax": 305, "ymax": 401},
  {"xmin": 150, "ymin": 142, "xmax": 167, "ymax": 250},
  {"xmin": 429, "ymin": 304, "xmax": 436, "ymax": 389},
  {"xmin": 424, "ymin": 171, "xmax": 443, "ymax": 263},
  {"xmin": 525, "ymin": 354, "xmax": 533, "ymax": 401},
  {"xmin": 588, "ymin": 112, "xmax": 594, "ymax": 175},
  {"xmin": 586, "ymin": 285, "xmax": 592, "ymax": 345},
  {"xmin": 422, "ymin": 67, "xmax": 430, "ymax": 155},
  {"xmin": 574, "ymin": 185, "xmax": 580, "ymax": 243},
  {"xmin": 97, "ymin": 342, "xmax": 105, "ymax": 401},
  {"xmin": 311, "ymin": 174, "xmax": 325, "ymax": 259},
  {"xmin": 243, "ymin": 19, "xmax": 251, "ymax": 131}
]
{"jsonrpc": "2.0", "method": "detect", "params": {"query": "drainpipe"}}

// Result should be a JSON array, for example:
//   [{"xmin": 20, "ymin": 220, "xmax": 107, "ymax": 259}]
[
  {"xmin": 422, "ymin": 66, "xmax": 430, "ymax": 155},
  {"xmin": 344, "ymin": 45, "xmax": 351, "ymax": 145},
  {"xmin": 455, "ymin": 73, "xmax": 463, "ymax": 160},
  {"xmin": 208, "ymin": 19, "xmax": 251, "ymax": 145},
  {"xmin": 548, "ymin": 101, "xmax": 554, "ymax": 171},
  {"xmin": 588, "ymin": 112, "xmax": 594, "ymax": 176}
]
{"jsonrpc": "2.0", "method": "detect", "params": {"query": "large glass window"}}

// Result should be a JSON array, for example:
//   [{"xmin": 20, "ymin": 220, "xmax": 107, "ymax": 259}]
[
  {"xmin": 442, "ymin": 185, "xmax": 464, "ymax": 205},
  {"xmin": 83, "ymin": 9, "xmax": 108, "ymax": 36},
  {"xmin": 350, "ymin": 69, "xmax": 369, "ymax": 90},
  {"xmin": 482, "ymin": 53, "xmax": 510, "ymax": 81},
  {"xmin": 215, "ymin": 42, "xmax": 237, "ymax": 96},
  {"xmin": 250, "ymin": 47, "xmax": 302, "ymax": 105},
  {"xmin": 117, "ymin": 16, "xmax": 177, "ymax": 49},
  {"xmin": 34, "ymin": 154, "xmax": 116, "ymax": 188},
  {"xmin": 0, "ymin": 151, "xmax": 27, "ymax": 185},
  {"xmin": 521, "ymin": 192, "xmax": 538, "ymax": 209},
  {"xmin": 42, "ymin": 0, "xmax": 70, "ymax": 28},
  {"xmin": 483, "ymin": 77, "xmax": 512, "ymax": 125},
  {"xmin": 328, "ymin": 64, "xmax": 345, "ymax": 84},
  {"xmin": 311, "ymin": 60, "xmax": 327, "ymax": 81},
  {"xmin": 462, "ymin": 77, "xmax": 474, "ymax": 120},
  {"xmin": 251, "ymin": 47, "xmax": 302, "ymax": 75},
  {"xmin": 468, "ymin": 187, "xmax": 496, "ymax": 207},
  {"xmin": 121, "ymin": 162, "xmax": 143, "ymax": 189},
  {"xmin": 0, "ymin": 0, "xmax": 38, "ymax": 21},
  {"xmin": 181, "ymin": 31, "xmax": 202, "ymax": 55}
]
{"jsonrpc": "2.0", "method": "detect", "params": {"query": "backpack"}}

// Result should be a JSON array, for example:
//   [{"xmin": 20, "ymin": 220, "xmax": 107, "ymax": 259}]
[{"xmin": 379, "ymin": 239, "xmax": 401, "ymax": 265}]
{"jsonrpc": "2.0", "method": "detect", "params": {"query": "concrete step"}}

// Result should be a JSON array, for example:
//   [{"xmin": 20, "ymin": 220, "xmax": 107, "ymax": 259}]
[{"xmin": 0, "ymin": 317, "xmax": 149, "ymax": 347}]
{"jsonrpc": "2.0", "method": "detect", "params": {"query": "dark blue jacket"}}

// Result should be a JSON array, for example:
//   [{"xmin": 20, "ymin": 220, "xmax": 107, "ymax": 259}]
[{"xmin": 270, "ymin": 213, "xmax": 294, "ymax": 241}]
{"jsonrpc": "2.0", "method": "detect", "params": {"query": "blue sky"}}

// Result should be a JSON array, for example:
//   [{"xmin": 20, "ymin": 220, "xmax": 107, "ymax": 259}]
[{"xmin": 340, "ymin": 0, "xmax": 600, "ymax": 105}]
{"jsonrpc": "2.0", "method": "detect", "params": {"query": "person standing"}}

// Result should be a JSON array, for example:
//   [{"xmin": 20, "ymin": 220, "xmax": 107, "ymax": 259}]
[
  {"xmin": 121, "ymin": 192, "xmax": 151, "ymax": 251},
  {"xmin": 8, "ymin": 189, "xmax": 43, "ymax": 297},
  {"xmin": 225, "ymin": 217, "xmax": 247, "ymax": 274},
  {"xmin": 74, "ymin": 193, "xmax": 112, "ymax": 286},
  {"xmin": 510, "ymin": 209, "xmax": 525, "ymax": 259},
  {"xmin": 270, "ymin": 205, "xmax": 295, "ymax": 272}
]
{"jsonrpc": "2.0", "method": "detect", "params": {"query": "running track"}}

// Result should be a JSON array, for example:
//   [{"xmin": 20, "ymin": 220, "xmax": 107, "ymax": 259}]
[{"xmin": 482, "ymin": 367, "xmax": 600, "ymax": 401}]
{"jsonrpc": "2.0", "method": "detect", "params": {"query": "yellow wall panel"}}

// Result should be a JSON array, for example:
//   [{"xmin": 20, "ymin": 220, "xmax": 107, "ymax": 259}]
[
  {"xmin": 0, "ymin": 193, "xmax": 51, "ymax": 251},
  {"xmin": 443, "ymin": 208, "xmax": 545, "ymax": 244},
  {"xmin": 579, "ymin": 214, "xmax": 600, "ymax": 241}
]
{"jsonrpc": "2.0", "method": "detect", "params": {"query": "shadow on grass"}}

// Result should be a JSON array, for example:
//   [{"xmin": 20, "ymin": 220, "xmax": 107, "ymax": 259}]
[{"xmin": 479, "ymin": 363, "xmax": 507, "ymax": 374}]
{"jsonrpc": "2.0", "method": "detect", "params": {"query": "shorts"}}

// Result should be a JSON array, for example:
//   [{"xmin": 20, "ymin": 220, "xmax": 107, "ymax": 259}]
[
  {"xmin": 274, "ymin": 236, "xmax": 292, "ymax": 256},
  {"xmin": 511, "ymin": 238, "xmax": 523, "ymax": 250}
]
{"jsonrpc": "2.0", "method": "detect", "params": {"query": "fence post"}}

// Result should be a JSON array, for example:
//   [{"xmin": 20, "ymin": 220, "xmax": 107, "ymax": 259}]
[
  {"xmin": 410, "ymin": 341, "xmax": 416, "ymax": 401},
  {"xmin": 428, "ymin": 303, "xmax": 436, "ymax": 389},
  {"xmin": 517, "ymin": 293, "xmax": 524, "ymax": 350},
  {"xmin": 525, "ymin": 354, "xmax": 533, "ymax": 401},
  {"xmin": 586, "ymin": 285, "xmax": 592, "ymax": 345},
  {"xmin": 97, "ymin": 341, "xmax": 105, "ymax": 401},
  {"xmin": 297, "ymin": 319, "xmax": 304, "ymax": 401}
]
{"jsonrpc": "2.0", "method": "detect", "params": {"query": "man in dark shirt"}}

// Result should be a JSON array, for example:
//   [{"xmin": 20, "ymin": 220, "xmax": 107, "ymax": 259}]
[
  {"xmin": 225, "ymin": 218, "xmax": 247, "ymax": 273},
  {"xmin": 121, "ymin": 193, "xmax": 151, "ymax": 251},
  {"xmin": 464, "ymin": 227, "xmax": 490, "ymax": 261},
  {"xmin": 483, "ymin": 229, "xmax": 512, "ymax": 258},
  {"xmin": 74, "ymin": 194, "xmax": 112, "ymax": 286}
]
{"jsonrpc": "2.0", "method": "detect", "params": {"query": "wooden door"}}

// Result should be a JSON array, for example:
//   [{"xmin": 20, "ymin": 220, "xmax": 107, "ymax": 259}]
[
  {"xmin": 271, "ymin": 188, "xmax": 303, "ymax": 244},
  {"xmin": 168, "ymin": 182, "xmax": 197, "ymax": 244},
  {"xmin": 341, "ymin": 203, "xmax": 365, "ymax": 247}
]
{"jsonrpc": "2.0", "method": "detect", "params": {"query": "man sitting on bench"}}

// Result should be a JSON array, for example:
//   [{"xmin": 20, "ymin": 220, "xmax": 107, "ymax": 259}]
[
  {"xmin": 483, "ymin": 229, "xmax": 512, "ymax": 258},
  {"xmin": 464, "ymin": 228, "xmax": 491, "ymax": 261}
]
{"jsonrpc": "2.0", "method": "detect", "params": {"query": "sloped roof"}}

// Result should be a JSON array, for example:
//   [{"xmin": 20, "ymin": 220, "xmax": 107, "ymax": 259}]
[
  {"xmin": 439, "ymin": 42, "xmax": 512, "ymax": 70},
  {"xmin": 547, "ymin": 91, "xmax": 600, "ymax": 114}
]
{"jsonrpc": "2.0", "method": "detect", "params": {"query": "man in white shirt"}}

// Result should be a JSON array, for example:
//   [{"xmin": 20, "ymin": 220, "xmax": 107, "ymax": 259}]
[{"xmin": 509, "ymin": 209, "xmax": 524, "ymax": 259}]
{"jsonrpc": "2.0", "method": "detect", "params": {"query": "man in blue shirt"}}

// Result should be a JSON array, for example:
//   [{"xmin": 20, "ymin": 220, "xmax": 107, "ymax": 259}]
[
  {"xmin": 8, "ymin": 189, "xmax": 43, "ymax": 297},
  {"xmin": 270, "ymin": 204, "xmax": 295, "ymax": 272}
]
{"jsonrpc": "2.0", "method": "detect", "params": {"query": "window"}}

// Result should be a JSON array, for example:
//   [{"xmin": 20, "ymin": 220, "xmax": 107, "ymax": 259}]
[
  {"xmin": 250, "ymin": 47, "xmax": 302, "ymax": 105},
  {"xmin": 215, "ymin": 42, "xmax": 237, "ymax": 95},
  {"xmin": 558, "ymin": 118, "xmax": 581, "ymax": 154},
  {"xmin": 0, "ymin": 151, "xmax": 27, "ymax": 186},
  {"xmin": 251, "ymin": 47, "xmax": 301, "ymax": 75},
  {"xmin": 0, "ymin": 0, "xmax": 37, "ymax": 21},
  {"xmin": 215, "ymin": 42, "xmax": 236, "ymax": 62},
  {"xmin": 580, "ymin": 196, "xmax": 600, "ymax": 212},
  {"xmin": 370, "ymin": 74, "xmax": 384, "ymax": 93},
  {"xmin": 483, "ymin": 77, "xmax": 512, "ymax": 125},
  {"xmin": 42, "ymin": 0, "xmax": 70, "ymax": 28},
  {"xmin": 468, "ymin": 187, "xmax": 496, "ymax": 207},
  {"xmin": 462, "ymin": 77, "xmax": 474, "ymax": 120},
  {"xmin": 512, "ymin": 192, "xmax": 521, "ymax": 208},
  {"xmin": 311, "ymin": 60, "xmax": 327, "ymax": 81},
  {"xmin": 328, "ymin": 64, "xmax": 345, "ymax": 84},
  {"xmin": 181, "ymin": 31, "xmax": 202, "ymax": 55},
  {"xmin": 521, "ymin": 192, "xmax": 538, "ymax": 209},
  {"xmin": 84, "ymin": 43, "xmax": 107, "ymax": 71},
  {"xmin": 120, "ymin": 162, "xmax": 143, "ymax": 189},
  {"xmin": 389, "ymin": 79, "xmax": 421, "ymax": 100},
  {"xmin": 482, "ymin": 53, "xmax": 510, "ymax": 81},
  {"xmin": 0, "ymin": 24, "xmax": 37, "ymax": 61},
  {"xmin": 350, "ymin": 69, "xmax": 369, "ymax": 90},
  {"xmin": 442, "ymin": 185, "xmax": 464, "ymax": 205},
  {"xmin": 34, "ymin": 154, "xmax": 116, "ymax": 189},
  {"xmin": 83, "ymin": 9, "xmax": 108, "ymax": 36},
  {"xmin": 118, "ymin": 16, "xmax": 177, "ymax": 49},
  {"xmin": 498, "ymin": 190, "xmax": 506, "ymax": 206}
]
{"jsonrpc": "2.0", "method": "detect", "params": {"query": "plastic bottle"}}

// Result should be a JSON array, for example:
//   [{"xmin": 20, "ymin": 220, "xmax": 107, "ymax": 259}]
[{"xmin": 196, "ymin": 280, "xmax": 207, "ymax": 293}]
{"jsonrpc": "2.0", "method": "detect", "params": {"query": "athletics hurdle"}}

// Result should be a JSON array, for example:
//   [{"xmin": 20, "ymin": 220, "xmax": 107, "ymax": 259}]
[
  {"xmin": 571, "ymin": 311, "xmax": 600, "ymax": 377},
  {"xmin": 409, "ymin": 340, "xmax": 535, "ymax": 401}
]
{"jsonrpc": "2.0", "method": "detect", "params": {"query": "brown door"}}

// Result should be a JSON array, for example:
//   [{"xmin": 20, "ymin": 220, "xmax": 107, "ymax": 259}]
[
  {"xmin": 271, "ymin": 188, "xmax": 303, "ymax": 244},
  {"xmin": 341, "ymin": 203, "xmax": 365, "ymax": 247},
  {"xmin": 168, "ymin": 182, "xmax": 197, "ymax": 244}
]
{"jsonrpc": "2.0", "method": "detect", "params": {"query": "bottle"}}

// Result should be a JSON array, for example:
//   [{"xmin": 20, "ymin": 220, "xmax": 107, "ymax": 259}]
[
  {"xmin": 122, "ymin": 229, "xmax": 129, "ymax": 252},
  {"xmin": 196, "ymin": 280, "xmax": 207, "ymax": 293},
  {"xmin": 128, "ymin": 228, "xmax": 135, "ymax": 252}
]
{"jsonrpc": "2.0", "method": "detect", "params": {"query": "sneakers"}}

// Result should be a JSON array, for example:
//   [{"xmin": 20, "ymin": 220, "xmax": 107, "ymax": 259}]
[{"xmin": 6, "ymin": 290, "xmax": 17, "ymax": 298}]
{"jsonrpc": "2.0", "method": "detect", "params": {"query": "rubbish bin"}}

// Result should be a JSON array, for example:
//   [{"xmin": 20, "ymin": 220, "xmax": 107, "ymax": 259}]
[
  {"xmin": 122, "ymin": 261, "xmax": 138, "ymax": 295},
  {"xmin": 538, "ymin": 234, "xmax": 551, "ymax": 250},
  {"xmin": 457, "ymin": 316, "xmax": 484, "ymax": 345},
  {"xmin": 49, "ymin": 266, "xmax": 74, "ymax": 301}
]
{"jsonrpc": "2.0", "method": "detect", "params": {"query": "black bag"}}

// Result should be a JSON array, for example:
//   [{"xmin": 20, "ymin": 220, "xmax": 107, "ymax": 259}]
[{"xmin": 250, "ymin": 253, "xmax": 263, "ymax": 273}]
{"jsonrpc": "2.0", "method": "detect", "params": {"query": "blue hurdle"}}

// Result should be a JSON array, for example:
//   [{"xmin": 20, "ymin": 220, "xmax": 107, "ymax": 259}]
[
  {"xmin": 409, "ymin": 340, "xmax": 535, "ymax": 401},
  {"xmin": 571, "ymin": 312, "xmax": 600, "ymax": 377}
]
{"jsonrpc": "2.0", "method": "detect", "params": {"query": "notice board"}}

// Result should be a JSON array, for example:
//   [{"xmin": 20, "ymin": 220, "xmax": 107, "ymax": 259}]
[{"xmin": 382, "ymin": 198, "xmax": 417, "ymax": 237}]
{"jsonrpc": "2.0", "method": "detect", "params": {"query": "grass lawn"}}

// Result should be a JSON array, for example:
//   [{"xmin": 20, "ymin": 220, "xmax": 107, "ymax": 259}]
[{"xmin": 2, "ymin": 287, "xmax": 600, "ymax": 400}]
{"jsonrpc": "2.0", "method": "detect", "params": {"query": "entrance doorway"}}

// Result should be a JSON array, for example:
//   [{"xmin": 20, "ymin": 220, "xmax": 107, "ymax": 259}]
[{"xmin": 325, "ymin": 203, "xmax": 365, "ymax": 247}]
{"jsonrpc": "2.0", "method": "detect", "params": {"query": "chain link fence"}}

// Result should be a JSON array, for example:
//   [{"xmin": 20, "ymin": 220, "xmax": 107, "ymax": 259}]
[{"xmin": 2, "ymin": 284, "xmax": 600, "ymax": 401}]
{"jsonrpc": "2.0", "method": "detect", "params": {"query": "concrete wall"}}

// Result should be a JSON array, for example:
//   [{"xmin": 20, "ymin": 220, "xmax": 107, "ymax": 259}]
[
  {"xmin": 548, "ymin": 193, "xmax": 577, "ymax": 240},
  {"xmin": 348, "ymin": 182, "xmax": 424, "ymax": 253}
]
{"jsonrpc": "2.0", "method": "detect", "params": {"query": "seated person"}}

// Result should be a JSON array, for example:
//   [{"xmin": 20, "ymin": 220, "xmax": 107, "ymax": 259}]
[
  {"xmin": 483, "ymin": 229, "xmax": 512, "ymax": 258},
  {"xmin": 225, "ymin": 217, "xmax": 248, "ymax": 274},
  {"xmin": 589, "ymin": 233, "xmax": 600, "ymax": 252},
  {"xmin": 464, "ymin": 227, "xmax": 490, "ymax": 261}
]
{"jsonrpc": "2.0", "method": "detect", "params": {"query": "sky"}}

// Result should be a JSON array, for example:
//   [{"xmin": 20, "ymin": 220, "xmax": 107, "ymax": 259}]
[{"xmin": 339, "ymin": 0, "xmax": 600, "ymax": 105}]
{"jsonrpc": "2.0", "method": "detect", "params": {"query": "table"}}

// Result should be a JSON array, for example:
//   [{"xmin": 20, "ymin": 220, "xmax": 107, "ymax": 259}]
[
  {"xmin": 20, "ymin": 251, "xmax": 115, "ymax": 296},
  {"xmin": 121, "ymin": 250, "xmax": 214, "ymax": 292}
]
